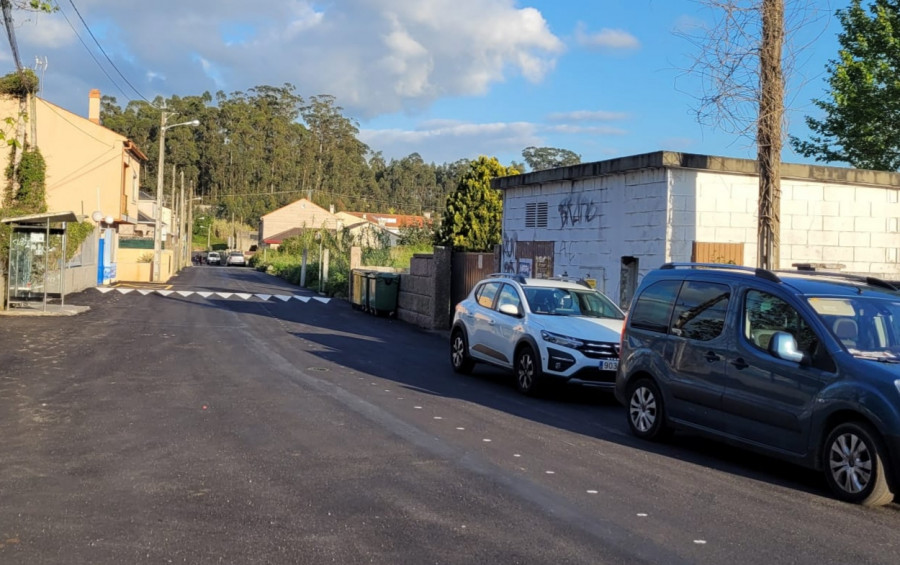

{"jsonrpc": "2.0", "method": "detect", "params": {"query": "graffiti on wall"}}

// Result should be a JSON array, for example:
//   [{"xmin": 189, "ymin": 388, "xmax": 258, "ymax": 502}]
[
  {"xmin": 558, "ymin": 194, "xmax": 598, "ymax": 228},
  {"xmin": 557, "ymin": 241, "xmax": 577, "ymax": 264},
  {"xmin": 502, "ymin": 231, "xmax": 518, "ymax": 273}
]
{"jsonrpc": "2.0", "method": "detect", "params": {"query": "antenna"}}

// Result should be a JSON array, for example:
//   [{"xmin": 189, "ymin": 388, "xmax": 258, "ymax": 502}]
[{"xmin": 33, "ymin": 56, "xmax": 48, "ymax": 92}]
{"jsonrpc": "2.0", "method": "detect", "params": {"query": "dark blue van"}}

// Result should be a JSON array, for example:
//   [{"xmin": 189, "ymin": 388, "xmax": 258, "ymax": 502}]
[{"xmin": 616, "ymin": 263, "xmax": 900, "ymax": 506}]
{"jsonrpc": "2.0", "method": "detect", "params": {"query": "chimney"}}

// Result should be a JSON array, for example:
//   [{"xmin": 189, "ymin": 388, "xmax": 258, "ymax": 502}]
[{"xmin": 88, "ymin": 89, "xmax": 101, "ymax": 124}]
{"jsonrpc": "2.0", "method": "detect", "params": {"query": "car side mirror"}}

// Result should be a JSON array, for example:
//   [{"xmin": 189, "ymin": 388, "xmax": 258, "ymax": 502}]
[
  {"xmin": 769, "ymin": 331, "xmax": 806, "ymax": 364},
  {"xmin": 498, "ymin": 303, "xmax": 522, "ymax": 317}
]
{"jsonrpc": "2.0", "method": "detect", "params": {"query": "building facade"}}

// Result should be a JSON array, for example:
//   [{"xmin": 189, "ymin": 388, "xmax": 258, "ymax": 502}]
[{"xmin": 494, "ymin": 151, "xmax": 900, "ymax": 308}]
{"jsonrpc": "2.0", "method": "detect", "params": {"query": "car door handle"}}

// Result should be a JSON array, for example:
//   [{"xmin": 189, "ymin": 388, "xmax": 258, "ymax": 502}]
[
  {"xmin": 704, "ymin": 352, "xmax": 720, "ymax": 363},
  {"xmin": 730, "ymin": 357, "xmax": 749, "ymax": 370}
]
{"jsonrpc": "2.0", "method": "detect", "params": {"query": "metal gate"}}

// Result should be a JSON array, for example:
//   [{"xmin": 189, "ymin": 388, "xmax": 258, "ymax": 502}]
[{"xmin": 450, "ymin": 251, "xmax": 497, "ymax": 308}]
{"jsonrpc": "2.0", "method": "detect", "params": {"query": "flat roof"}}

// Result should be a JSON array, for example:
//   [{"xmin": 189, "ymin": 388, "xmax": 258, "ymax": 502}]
[
  {"xmin": 492, "ymin": 150, "xmax": 900, "ymax": 190},
  {"xmin": 1, "ymin": 211, "xmax": 80, "ymax": 225}
]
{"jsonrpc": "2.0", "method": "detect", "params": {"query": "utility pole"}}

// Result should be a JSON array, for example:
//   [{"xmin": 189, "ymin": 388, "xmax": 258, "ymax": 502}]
[
  {"xmin": 188, "ymin": 180, "xmax": 194, "ymax": 263},
  {"xmin": 757, "ymin": 0, "xmax": 784, "ymax": 270},
  {"xmin": 179, "ymin": 170, "xmax": 185, "ymax": 271},
  {"xmin": 152, "ymin": 109, "xmax": 168, "ymax": 282}
]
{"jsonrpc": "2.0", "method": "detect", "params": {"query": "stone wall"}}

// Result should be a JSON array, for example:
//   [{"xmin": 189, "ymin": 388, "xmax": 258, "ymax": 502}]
[{"xmin": 397, "ymin": 246, "xmax": 451, "ymax": 330}]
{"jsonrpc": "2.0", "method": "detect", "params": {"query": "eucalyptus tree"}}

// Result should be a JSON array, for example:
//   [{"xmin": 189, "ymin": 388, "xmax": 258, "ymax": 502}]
[
  {"xmin": 521, "ymin": 146, "xmax": 581, "ymax": 171},
  {"xmin": 300, "ymin": 95, "xmax": 370, "ymax": 209}
]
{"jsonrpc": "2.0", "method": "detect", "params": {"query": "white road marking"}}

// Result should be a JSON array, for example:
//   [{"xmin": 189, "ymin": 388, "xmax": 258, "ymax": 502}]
[{"xmin": 93, "ymin": 288, "xmax": 330, "ymax": 305}]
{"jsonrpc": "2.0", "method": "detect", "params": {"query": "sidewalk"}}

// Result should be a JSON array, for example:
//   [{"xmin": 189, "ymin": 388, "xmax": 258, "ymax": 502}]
[{"xmin": 0, "ymin": 303, "xmax": 91, "ymax": 316}]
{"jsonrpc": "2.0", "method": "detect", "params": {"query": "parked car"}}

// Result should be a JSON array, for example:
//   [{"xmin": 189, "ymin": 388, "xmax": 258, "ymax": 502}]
[
  {"xmin": 206, "ymin": 251, "xmax": 221, "ymax": 265},
  {"xmin": 225, "ymin": 251, "xmax": 246, "ymax": 266},
  {"xmin": 616, "ymin": 262, "xmax": 900, "ymax": 506},
  {"xmin": 450, "ymin": 273, "xmax": 625, "ymax": 395}
]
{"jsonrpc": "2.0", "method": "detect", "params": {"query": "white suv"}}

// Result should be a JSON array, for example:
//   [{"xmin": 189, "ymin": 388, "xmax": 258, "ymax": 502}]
[{"xmin": 450, "ymin": 274, "xmax": 625, "ymax": 395}]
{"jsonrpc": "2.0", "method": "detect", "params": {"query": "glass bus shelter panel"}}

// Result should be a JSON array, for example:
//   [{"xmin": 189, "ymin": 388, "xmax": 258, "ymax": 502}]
[{"xmin": 7, "ymin": 227, "xmax": 64, "ymax": 304}]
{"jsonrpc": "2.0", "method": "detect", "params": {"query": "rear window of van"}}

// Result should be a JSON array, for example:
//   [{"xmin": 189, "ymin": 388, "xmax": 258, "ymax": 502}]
[{"xmin": 629, "ymin": 280, "xmax": 682, "ymax": 333}]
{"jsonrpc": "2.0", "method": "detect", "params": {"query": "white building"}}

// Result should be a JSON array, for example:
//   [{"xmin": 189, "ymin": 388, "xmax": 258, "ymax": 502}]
[{"xmin": 493, "ymin": 151, "xmax": 900, "ymax": 308}]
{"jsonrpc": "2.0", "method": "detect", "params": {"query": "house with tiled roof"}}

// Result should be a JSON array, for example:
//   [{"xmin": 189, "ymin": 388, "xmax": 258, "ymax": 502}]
[
  {"xmin": 259, "ymin": 198, "xmax": 339, "ymax": 249},
  {"xmin": 342, "ymin": 211, "xmax": 431, "ymax": 234}
]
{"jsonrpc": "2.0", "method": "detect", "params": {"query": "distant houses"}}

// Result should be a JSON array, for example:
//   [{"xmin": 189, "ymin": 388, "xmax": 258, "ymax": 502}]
[{"xmin": 259, "ymin": 198, "xmax": 430, "ymax": 250}]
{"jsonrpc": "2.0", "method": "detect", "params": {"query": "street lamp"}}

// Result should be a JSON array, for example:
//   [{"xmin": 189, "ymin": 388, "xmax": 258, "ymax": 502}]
[{"xmin": 153, "ymin": 113, "xmax": 200, "ymax": 282}]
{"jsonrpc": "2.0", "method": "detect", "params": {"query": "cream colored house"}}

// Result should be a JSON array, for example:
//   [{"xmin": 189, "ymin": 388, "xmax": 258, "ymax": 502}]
[
  {"xmin": 260, "ymin": 198, "xmax": 339, "ymax": 249},
  {"xmin": 333, "ymin": 211, "xmax": 399, "ymax": 248},
  {"xmin": 0, "ymin": 90, "xmax": 174, "ymax": 284}
]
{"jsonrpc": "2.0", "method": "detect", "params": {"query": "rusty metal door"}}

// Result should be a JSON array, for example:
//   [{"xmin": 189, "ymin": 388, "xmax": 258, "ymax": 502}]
[{"xmin": 451, "ymin": 251, "xmax": 498, "ymax": 308}]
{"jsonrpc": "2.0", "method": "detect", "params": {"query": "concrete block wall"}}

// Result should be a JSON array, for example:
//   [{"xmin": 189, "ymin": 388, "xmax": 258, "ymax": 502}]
[
  {"xmin": 687, "ymin": 170, "xmax": 759, "ymax": 266},
  {"xmin": 502, "ymin": 168, "xmax": 669, "ymax": 305},
  {"xmin": 690, "ymin": 170, "xmax": 900, "ymax": 276},
  {"xmin": 396, "ymin": 246, "xmax": 451, "ymax": 330}
]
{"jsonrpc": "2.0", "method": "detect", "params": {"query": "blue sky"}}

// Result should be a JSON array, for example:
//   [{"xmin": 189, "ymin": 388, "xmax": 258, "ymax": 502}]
[{"xmin": 6, "ymin": 0, "xmax": 851, "ymax": 168}]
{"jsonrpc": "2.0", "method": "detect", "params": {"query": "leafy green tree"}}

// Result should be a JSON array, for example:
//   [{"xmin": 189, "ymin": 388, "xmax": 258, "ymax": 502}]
[
  {"xmin": 521, "ymin": 146, "xmax": 581, "ymax": 171},
  {"xmin": 791, "ymin": 0, "xmax": 900, "ymax": 170},
  {"xmin": 435, "ymin": 156, "xmax": 516, "ymax": 252}
]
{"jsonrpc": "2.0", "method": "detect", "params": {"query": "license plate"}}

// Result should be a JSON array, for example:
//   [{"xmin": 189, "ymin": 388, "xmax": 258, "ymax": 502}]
[{"xmin": 600, "ymin": 359, "xmax": 619, "ymax": 372}]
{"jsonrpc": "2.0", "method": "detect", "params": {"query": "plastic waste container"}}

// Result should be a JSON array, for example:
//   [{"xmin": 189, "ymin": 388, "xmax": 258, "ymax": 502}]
[
  {"xmin": 350, "ymin": 269, "xmax": 372, "ymax": 310},
  {"xmin": 368, "ymin": 272, "xmax": 400, "ymax": 316}
]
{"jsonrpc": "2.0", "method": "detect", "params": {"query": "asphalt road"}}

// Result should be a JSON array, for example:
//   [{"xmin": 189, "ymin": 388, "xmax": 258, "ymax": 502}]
[{"xmin": 1, "ymin": 265, "xmax": 898, "ymax": 564}]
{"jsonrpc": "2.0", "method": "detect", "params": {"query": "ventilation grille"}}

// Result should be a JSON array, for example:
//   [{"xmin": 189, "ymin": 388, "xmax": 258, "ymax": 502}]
[{"xmin": 525, "ymin": 202, "xmax": 548, "ymax": 228}]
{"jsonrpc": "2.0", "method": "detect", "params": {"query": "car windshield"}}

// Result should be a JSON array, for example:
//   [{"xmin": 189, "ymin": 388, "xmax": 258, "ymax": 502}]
[
  {"xmin": 523, "ymin": 287, "xmax": 624, "ymax": 319},
  {"xmin": 807, "ymin": 295, "xmax": 900, "ymax": 361}
]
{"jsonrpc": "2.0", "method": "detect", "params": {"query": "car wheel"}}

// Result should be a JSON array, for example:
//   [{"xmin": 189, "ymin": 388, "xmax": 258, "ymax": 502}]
[
  {"xmin": 450, "ymin": 329, "xmax": 474, "ymax": 374},
  {"xmin": 515, "ymin": 344, "xmax": 543, "ymax": 396},
  {"xmin": 823, "ymin": 422, "xmax": 895, "ymax": 506},
  {"xmin": 626, "ymin": 378, "xmax": 671, "ymax": 441}
]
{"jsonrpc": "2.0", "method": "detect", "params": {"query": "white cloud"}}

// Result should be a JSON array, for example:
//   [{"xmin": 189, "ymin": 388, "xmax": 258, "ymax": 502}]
[
  {"xmin": 360, "ymin": 120, "xmax": 542, "ymax": 163},
  {"xmin": 18, "ymin": 0, "xmax": 564, "ymax": 119},
  {"xmin": 360, "ymin": 117, "xmax": 630, "ymax": 164},
  {"xmin": 544, "ymin": 124, "xmax": 628, "ymax": 136},
  {"xmin": 547, "ymin": 110, "xmax": 629, "ymax": 122},
  {"xmin": 575, "ymin": 23, "xmax": 640, "ymax": 50}
]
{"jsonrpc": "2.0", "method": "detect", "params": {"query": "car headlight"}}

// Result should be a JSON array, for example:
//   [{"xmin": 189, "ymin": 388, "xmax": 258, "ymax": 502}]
[{"xmin": 540, "ymin": 330, "xmax": 584, "ymax": 349}]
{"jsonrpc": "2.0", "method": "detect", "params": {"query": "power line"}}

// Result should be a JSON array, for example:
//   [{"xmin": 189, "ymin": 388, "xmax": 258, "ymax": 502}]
[
  {"xmin": 66, "ymin": 0, "xmax": 152, "ymax": 103},
  {"xmin": 55, "ymin": 3, "xmax": 132, "ymax": 102}
]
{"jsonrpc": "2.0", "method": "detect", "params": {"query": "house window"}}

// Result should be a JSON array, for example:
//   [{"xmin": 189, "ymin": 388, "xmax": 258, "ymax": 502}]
[
  {"xmin": 525, "ymin": 202, "xmax": 548, "ymax": 228},
  {"xmin": 890, "ymin": 190, "xmax": 899, "ymax": 204},
  {"xmin": 888, "ymin": 249, "xmax": 899, "ymax": 263},
  {"xmin": 889, "ymin": 218, "xmax": 899, "ymax": 233}
]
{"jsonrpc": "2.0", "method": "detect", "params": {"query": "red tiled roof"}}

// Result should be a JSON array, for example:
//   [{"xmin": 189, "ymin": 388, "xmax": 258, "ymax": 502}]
[{"xmin": 343, "ymin": 212, "xmax": 429, "ymax": 228}]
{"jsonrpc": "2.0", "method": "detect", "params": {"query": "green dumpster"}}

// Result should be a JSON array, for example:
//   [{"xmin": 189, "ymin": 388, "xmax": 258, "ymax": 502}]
[
  {"xmin": 368, "ymin": 272, "xmax": 400, "ymax": 316},
  {"xmin": 350, "ymin": 269, "xmax": 372, "ymax": 310}
]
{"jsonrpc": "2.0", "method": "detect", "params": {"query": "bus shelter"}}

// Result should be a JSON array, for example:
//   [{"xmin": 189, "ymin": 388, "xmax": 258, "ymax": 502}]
[{"xmin": 1, "ymin": 211, "xmax": 78, "ymax": 311}]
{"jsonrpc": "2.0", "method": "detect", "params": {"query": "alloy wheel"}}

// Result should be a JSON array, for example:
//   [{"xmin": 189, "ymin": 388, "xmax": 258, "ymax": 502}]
[
  {"xmin": 517, "ymin": 352, "xmax": 534, "ymax": 391},
  {"xmin": 828, "ymin": 431, "xmax": 873, "ymax": 494},
  {"xmin": 629, "ymin": 386, "xmax": 657, "ymax": 433}
]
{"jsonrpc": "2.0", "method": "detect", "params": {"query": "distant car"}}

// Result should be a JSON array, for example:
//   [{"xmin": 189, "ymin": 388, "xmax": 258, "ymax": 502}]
[
  {"xmin": 206, "ymin": 251, "xmax": 221, "ymax": 265},
  {"xmin": 450, "ymin": 273, "xmax": 625, "ymax": 395},
  {"xmin": 225, "ymin": 251, "xmax": 246, "ymax": 266}
]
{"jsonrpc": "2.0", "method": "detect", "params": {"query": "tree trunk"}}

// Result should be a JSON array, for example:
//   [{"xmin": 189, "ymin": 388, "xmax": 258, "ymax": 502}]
[{"xmin": 757, "ymin": 0, "xmax": 784, "ymax": 270}]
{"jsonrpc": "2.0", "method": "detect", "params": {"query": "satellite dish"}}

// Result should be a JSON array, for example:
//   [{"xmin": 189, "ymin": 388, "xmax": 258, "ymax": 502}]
[{"xmin": 92, "ymin": 211, "xmax": 103, "ymax": 222}]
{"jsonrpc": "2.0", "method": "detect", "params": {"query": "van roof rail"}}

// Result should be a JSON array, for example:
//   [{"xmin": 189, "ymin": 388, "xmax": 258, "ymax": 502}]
[
  {"xmin": 660, "ymin": 262, "xmax": 781, "ymax": 283},
  {"xmin": 776, "ymin": 269, "xmax": 899, "ymax": 291}
]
